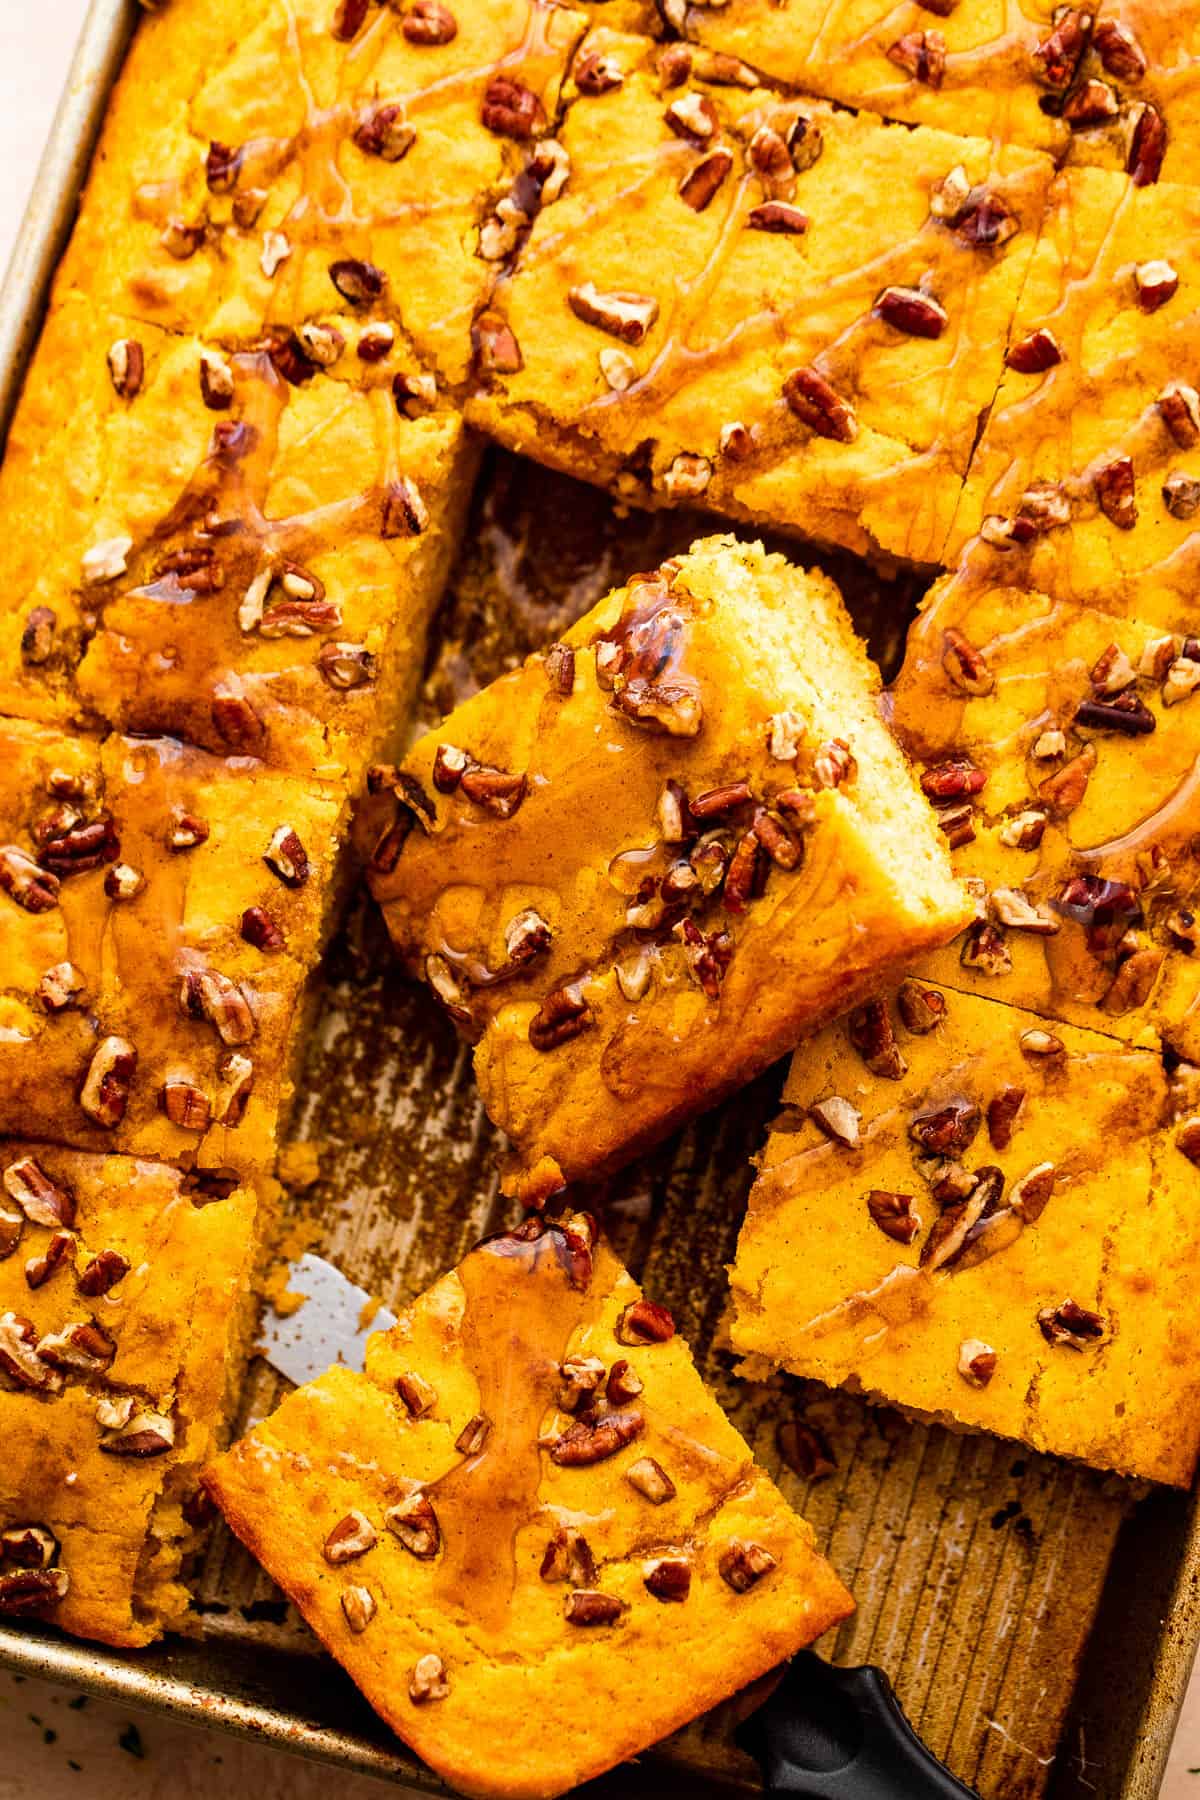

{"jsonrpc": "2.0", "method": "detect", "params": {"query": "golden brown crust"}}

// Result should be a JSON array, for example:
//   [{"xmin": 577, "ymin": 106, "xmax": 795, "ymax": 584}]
[{"xmin": 206, "ymin": 1220, "xmax": 853, "ymax": 1800}]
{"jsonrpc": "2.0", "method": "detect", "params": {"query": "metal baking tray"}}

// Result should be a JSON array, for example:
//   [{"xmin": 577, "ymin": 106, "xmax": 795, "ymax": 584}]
[{"xmin": 2, "ymin": 5, "xmax": 1199, "ymax": 1795}]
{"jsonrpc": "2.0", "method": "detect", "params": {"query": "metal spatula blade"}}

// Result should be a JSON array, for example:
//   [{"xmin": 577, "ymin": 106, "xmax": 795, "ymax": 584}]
[{"xmin": 256, "ymin": 1252, "xmax": 398, "ymax": 1385}]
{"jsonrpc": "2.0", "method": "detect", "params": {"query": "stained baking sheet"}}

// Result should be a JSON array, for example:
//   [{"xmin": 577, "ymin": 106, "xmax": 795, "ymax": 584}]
[{"xmin": 0, "ymin": 3, "xmax": 1198, "ymax": 1796}]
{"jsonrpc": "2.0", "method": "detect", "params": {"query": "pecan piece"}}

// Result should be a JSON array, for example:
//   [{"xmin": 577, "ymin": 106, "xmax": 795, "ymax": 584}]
[
  {"xmin": 79, "ymin": 1037, "xmax": 137, "ymax": 1128},
  {"xmin": 540, "ymin": 1526, "xmax": 597, "ymax": 1587},
  {"xmin": 565, "ymin": 1590, "xmax": 625, "ymax": 1626},
  {"xmin": 107, "ymin": 337, "xmax": 144, "ymax": 399},
  {"xmin": 264, "ymin": 825, "xmax": 310, "ymax": 887},
  {"xmin": 483, "ymin": 75, "xmax": 545, "ymax": 140},
  {"xmin": 161, "ymin": 1080, "xmax": 212, "ymax": 1133},
  {"xmin": 957, "ymin": 1340, "xmax": 997, "ymax": 1388},
  {"xmin": 77, "ymin": 1248, "xmax": 130, "ymax": 1297},
  {"xmin": 402, "ymin": 0, "xmax": 456, "ymax": 43},
  {"xmin": 986, "ymin": 1084, "xmax": 1025, "ymax": 1150},
  {"xmin": 909, "ymin": 1097, "xmax": 980, "ymax": 1157},
  {"xmin": 568, "ymin": 282, "xmax": 658, "ymax": 344},
  {"xmin": 848, "ymin": 997, "xmax": 906, "ymax": 1079},
  {"xmin": 897, "ymin": 980, "xmax": 946, "ymax": 1034},
  {"xmin": 960, "ymin": 918, "xmax": 1012, "ymax": 976},
  {"xmin": 921, "ymin": 757, "xmax": 986, "ymax": 800},
  {"xmin": 24, "ymin": 1230, "xmax": 73, "ymax": 1291},
  {"xmin": 606, "ymin": 1359, "xmax": 643, "ymax": 1405},
  {"xmin": 644, "ymin": 1555, "xmax": 691, "ymax": 1602},
  {"xmin": 867, "ymin": 1189, "xmax": 921, "ymax": 1245},
  {"xmin": 472, "ymin": 309, "xmax": 523, "ymax": 376},
  {"xmin": 353, "ymin": 104, "xmax": 415, "ymax": 162},
  {"xmin": 877, "ymin": 285, "xmax": 948, "ymax": 338},
  {"xmin": 575, "ymin": 49, "xmax": 623, "ymax": 95},
  {"xmin": 241, "ymin": 905, "xmax": 284, "ymax": 952},
  {"xmin": 1005, "ymin": 327, "xmax": 1063, "ymax": 374},
  {"xmin": 1033, "ymin": 9, "xmax": 1091, "ymax": 88},
  {"xmin": 617, "ymin": 1299, "xmax": 675, "ymax": 1345},
  {"xmin": 341, "ymin": 1586, "xmax": 376, "ymax": 1632},
  {"xmin": 1136, "ymin": 259, "xmax": 1179, "ymax": 313},
  {"xmin": 1159, "ymin": 380, "xmax": 1200, "ymax": 448},
  {"xmin": 551, "ymin": 1406, "xmax": 644, "ymax": 1465},
  {"xmin": 719, "ymin": 1539, "xmax": 777, "ymax": 1592},
  {"xmin": 664, "ymin": 93, "xmax": 718, "ymax": 142},
  {"xmin": 328, "ymin": 258, "xmax": 386, "ymax": 305},
  {"xmin": 0, "ymin": 846, "xmax": 58, "ymax": 913},
  {"xmin": 4, "ymin": 1158, "xmax": 75, "ymax": 1229},
  {"xmin": 0, "ymin": 1568, "xmax": 69, "ymax": 1615},
  {"xmin": 941, "ymin": 627, "xmax": 993, "ymax": 696},
  {"xmin": 747, "ymin": 201, "xmax": 809, "ymax": 234},
  {"xmin": 1038, "ymin": 743, "xmax": 1096, "ymax": 815},
  {"xmin": 783, "ymin": 367, "xmax": 857, "ymax": 442},
  {"xmin": 626, "ymin": 1455, "xmax": 676, "ymax": 1503},
  {"xmin": 529, "ymin": 986, "xmax": 591, "ymax": 1052},
  {"xmin": 1094, "ymin": 19, "xmax": 1147, "ymax": 80},
  {"xmin": 396, "ymin": 1371, "xmax": 437, "ymax": 1419},
  {"xmin": 37, "ymin": 1319, "xmax": 116, "ymax": 1375},
  {"xmin": 1038, "ymin": 1299, "xmax": 1105, "ymax": 1348},
  {"xmin": 810, "ymin": 1095, "xmax": 861, "ymax": 1148},
  {"xmin": 330, "ymin": 0, "xmax": 368, "ymax": 39},
  {"xmin": 1010, "ymin": 1162, "xmax": 1056, "ymax": 1223},
  {"xmin": 409, "ymin": 1653, "xmax": 450, "ymax": 1701},
  {"xmin": 558, "ymin": 1354, "xmax": 605, "ymax": 1413},
  {"xmin": 386, "ymin": 1484, "xmax": 440, "ymax": 1557},
  {"xmin": 1074, "ymin": 691, "xmax": 1155, "ymax": 735},
  {"xmin": 1164, "ymin": 472, "xmax": 1200, "ymax": 519},
  {"xmin": 323, "ymin": 1511, "xmax": 377, "ymax": 1565},
  {"xmin": 0, "ymin": 1524, "xmax": 59, "ymax": 1569},
  {"xmin": 887, "ymin": 29, "xmax": 946, "ymax": 86},
  {"xmin": 1063, "ymin": 77, "xmax": 1118, "ymax": 126},
  {"xmin": 679, "ymin": 147, "xmax": 733, "ymax": 212},
  {"xmin": 1127, "ymin": 102, "xmax": 1167, "ymax": 186},
  {"xmin": 459, "ymin": 763, "xmax": 526, "ymax": 817}
]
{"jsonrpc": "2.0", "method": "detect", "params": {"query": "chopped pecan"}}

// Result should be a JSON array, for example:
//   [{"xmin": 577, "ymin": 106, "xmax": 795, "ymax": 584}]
[
  {"xmin": 392, "ymin": 369, "xmax": 436, "ymax": 415},
  {"xmin": 1075, "ymin": 691, "xmax": 1155, "ymax": 735},
  {"xmin": 0, "ymin": 1313, "xmax": 59, "ymax": 1390},
  {"xmin": 1005, "ymin": 327, "xmax": 1063, "ymax": 374},
  {"xmin": 107, "ymin": 338, "xmax": 144, "ymax": 399},
  {"xmin": 0, "ymin": 1568, "xmax": 69, "ymax": 1615},
  {"xmin": 1135, "ymin": 259, "xmax": 1179, "ymax": 313},
  {"xmin": 544, "ymin": 642, "xmax": 575, "ymax": 695},
  {"xmin": 381, "ymin": 477, "xmax": 429, "ymax": 537},
  {"xmin": 606, "ymin": 1359, "xmax": 643, "ymax": 1405},
  {"xmin": 910, "ymin": 1097, "xmax": 981, "ymax": 1157},
  {"xmin": 1038, "ymin": 1298, "xmax": 1105, "ymax": 1348},
  {"xmin": 612, "ymin": 676, "xmax": 702, "ymax": 736},
  {"xmin": 38, "ymin": 816, "xmax": 119, "ymax": 877},
  {"xmin": 358, "ymin": 322, "xmax": 395, "ymax": 362},
  {"xmin": 783, "ymin": 367, "xmax": 857, "ymax": 442},
  {"xmin": 1033, "ymin": 9, "xmax": 1091, "ymax": 87},
  {"xmin": 1010, "ymin": 1162, "xmax": 1056, "ymax": 1223},
  {"xmin": 990, "ymin": 886, "xmax": 1059, "ymax": 933},
  {"xmin": 1093, "ymin": 18, "xmax": 1146, "ymax": 78},
  {"xmin": 0, "ymin": 1524, "xmax": 59, "ymax": 1569},
  {"xmin": 1020, "ymin": 1027, "xmax": 1065, "ymax": 1058},
  {"xmin": 186, "ymin": 968, "xmax": 256, "ymax": 1046},
  {"xmin": 213, "ymin": 1051, "xmax": 254, "ymax": 1127},
  {"xmin": 551, "ymin": 1406, "xmax": 645, "ymax": 1466},
  {"xmin": 24, "ymin": 1230, "xmax": 73, "ymax": 1291},
  {"xmin": 575, "ymin": 48, "xmax": 623, "ymax": 95},
  {"xmin": 565, "ymin": 1590, "xmax": 625, "ymax": 1626},
  {"xmin": 37, "ymin": 1319, "xmax": 115, "ymax": 1375},
  {"xmin": 386, "ymin": 1484, "xmax": 440, "ymax": 1557},
  {"xmin": 396, "ymin": 1371, "xmax": 437, "ymax": 1419},
  {"xmin": 323, "ymin": 1511, "xmax": 377, "ymax": 1565},
  {"xmin": 482, "ymin": 76, "xmax": 545, "ymax": 140},
  {"xmin": 455, "ymin": 1413, "xmax": 490, "ymax": 1456},
  {"xmin": 0, "ymin": 846, "xmax": 58, "ymax": 913},
  {"xmin": 941, "ymin": 627, "xmax": 993, "ymax": 696},
  {"xmin": 328, "ymin": 258, "xmax": 386, "ymax": 305},
  {"xmin": 849, "ymin": 997, "xmax": 906, "ymax": 1080},
  {"xmin": 921, "ymin": 757, "xmax": 986, "ymax": 800},
  {"xmin": 409, "ymin": 1653, "xmax": 450, "ymax": 1700},
  {"xmin": 626, "ymin": 1455, "xmax": 676, "ymax": 1503},
  {"xmin": 472, "ymin": 309, "xmax": 523, "ymax": 376},
  {"xmin": 402, "ymin": 0, "xmax": 457, "ymax": 43},
  {"xmin": 264, "ymin": 825, "xmax": 310, "ymax": 887},
  {"xmin": 867, "ymin": 1189, "xmax": 921, "ymax": 1245},
  {"xmin": 960, "ymin": 918, "xmax": 1012, "ymax": 976},
  {"xmin": 2, "ymin": 1159, "xmax": 74, "ymax": 1231},
  {"xmin": 664, "ymin": 92, "xmax": 718, "ymax": 142},
  {"xmin": 877, "ymin": 285, "xmax": 948, "ymax": 338},
  {"xmin": 1127, "ymin": 102, "xmax": 1167, "ymax": 186},
  {"xmin": 887, "ymin": 29, "xmax": 946, "ymax": 86},
  {"xmin": 1159, "ymin": 380, "xmax": 1200, "ymax": 448},
  {"xmin": 79, "ymin": 1037, "xmax": 137, "ymax": 1128},
  {"xmin": 330, "ymin": 0, "xmax": 368, "ymax": 39},
  {"xmin": 353, "ymin": 104, "xmax": 415, "ymax": 161},
  {"xmin": 644, "ymin": 1555, "xmax": 691, "ymax": 1602},
  {"xmin": 529, "ymin": 986, "xmax": 591, "ymax": 1052},
  {"xmin": 240, "ymin": 906, "xmax": 284, "ymax": 952},
  {"xmin": 460, "ymin": 763, "xmax": 526, "ymax": 818},
  {"xmin": 1063, "ymin": 78, "xmax": 1119, "ymax": 126},
  {"xmin": 663, "ymin": 452, "xmax": 712, "ymax": 497},
  {"xmin": 38, "ymin": 961, "xmax": 85, "ymax": 1014},
  {"xmin": 719, "ymin": 1539, "xmax": 778, "ymax": 1592},
  {"xmin": 617, "ymin": 1299, "xmax": 675, "ymax": 1346},
  {"xmin": 896, "ymin": 980, "xmax": 946, "ymax": 1034},
  {"xmin": 568, "ymin": 282, "xmax": 658, "ymax": 344},
  {"xmin": 1164, "ymin": 472, "xmax": 1200, "ymax": 519},
  {"xmin": 540, "ymin": 1526, "xmax": 597, "ymax": 1588},
  {"xmin": 679, "ymin": 147, "xmax": 733, "ymax": 211},
  {"xmin": 77, "ymin": 1248, "xmax": 130, "ymax": 1297},
  {"xmin": 1102, "ymin": 945, "xmax": 1162, "ymax": 1014},
  {"xmin": 161, "ymin": 1080, "xmax": 212, "ymax": 1132},
  {"xmin": 986, "ymin": 1085, "xmax": 1025, "ymax": 1150},
  {"xmin": 809, "ymin": 1095, "xmax": 861, "ymax": 1148},
  {"xmin": 1093, "ymin": 450, "xmax": 1144, "ymax": 525},
  {"xmin": 747, "ymin": 201, "xmax": 809, "ymax": 234},
  {"xmin": 1038, "ymin": 743, "xmax": 1096, "ymax": 814},
  {"xmin": 295, "ymin": 322, "xmax": 346, "ymax": 367},
  {"xmin": 341, "ymin": 1586, "xmax": 376, "ymax": 1632},
  {"xmin": 957, "ymin": 1340, "xmax": 997, "ymax": 1388},
  {"xmin": 504, "ymin": 908, "xmax": 552, "ymax": 968},
  {"xmin": 558, "ymin": 1354, "xmax": 605, "ymax": 1413},
  {"xmin": 169, "ymin": 808, "xmax": 210, "ymax": 852}
]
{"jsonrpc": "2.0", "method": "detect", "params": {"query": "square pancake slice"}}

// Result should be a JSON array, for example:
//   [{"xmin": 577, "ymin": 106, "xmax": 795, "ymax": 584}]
[
  {"xmin": 0, "ymin": 295, "xmax": 472, "ymax": 785},
  {"xmin": 368, "ymin": 536, "xmax": 971, "ymax": 1200},
  {"xmin": 0, "ymin": 717, "xmax": 347, "ymax": 1175},
  {"xmin": 949, "ymin": 166, "xmax": 1200, "ymax": 622},
  {"xmin": 0, "ymin": 1141, "xmax": 257, "ymax": 1646},
  {"xmin": 887, "ymin": 566, "xmax": 1200, "ymax": 1054},
  {"xmin": 730, "ymin": 985, "xmax": 1200, "ymax": 1486},
  {"xmin": 465, "ymin": 31, "xmax": 1054, "ymax": 563},
  {"xmin": 51, "ymin": 0, "xmax": 586, "ymax": 385},
  {"xmin": 204, "ymin": 1215, "xmax": 853, "ymax": 1800}
]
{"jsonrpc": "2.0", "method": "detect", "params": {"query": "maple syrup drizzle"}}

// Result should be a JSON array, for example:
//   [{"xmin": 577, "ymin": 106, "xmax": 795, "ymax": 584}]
[{"xmin": 429, "ymin": 1232, "xmax": 587, "ymax": 1637}]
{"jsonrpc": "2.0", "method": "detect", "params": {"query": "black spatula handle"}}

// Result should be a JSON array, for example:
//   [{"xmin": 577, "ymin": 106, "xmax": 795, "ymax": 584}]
[{"xmin": 736, "ymin": 1653, "xmax": 980, "ymax": 1799}]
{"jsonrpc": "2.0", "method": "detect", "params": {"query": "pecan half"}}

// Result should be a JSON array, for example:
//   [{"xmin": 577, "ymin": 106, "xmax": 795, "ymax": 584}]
[
  {"xmin": 1074, "ymin": 692, "xmax": 1155, "ymax": 736},
  {"xmin": 529, "ymin": 986, "xmax": 591, "ymax": 1051},
  {"xmin": 0, "ymin": 1568, "xmax": 69, "ymax": 1615},
  {"xmin": 1127, "ymin": 102, "xmax": 1167, "ymax": 186},
  {"xmin": 551, "ymin": 1406, "xmax": 645, "ymax": 1466},
  {"xmin": 3, "ymin": 1157, "xmax": 75, "ymax": 1229},
  {"xmin": 1005, "ymin": 327, "xmax": 1063, "ymax": 374},
  {"xmin": 482, "ymin": 76, "xmax": 545, "ymax": 140},
  {"xmin": 783, "ymin": 367, "xmax": 857, "ymax": 442},
  {"xmin": 402, "ymin": 0, "xmax": 456, "ymax": 43},
  {"xmin": 328, "ymin": 258, "xmax": 386, "ymax": 305},
  {"xmin": 866, "ymin": 1189, "xmax": 921, "ymax": 1245},
  {"xmin": 877, "ymin": 286, "xmax": 948, "ymax": 338}
]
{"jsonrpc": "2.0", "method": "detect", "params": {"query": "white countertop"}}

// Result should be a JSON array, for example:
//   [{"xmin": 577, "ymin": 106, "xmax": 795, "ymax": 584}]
[{"xmin": 0, "ymin": 6, "xmax": 1194, "ymax": 1798}]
